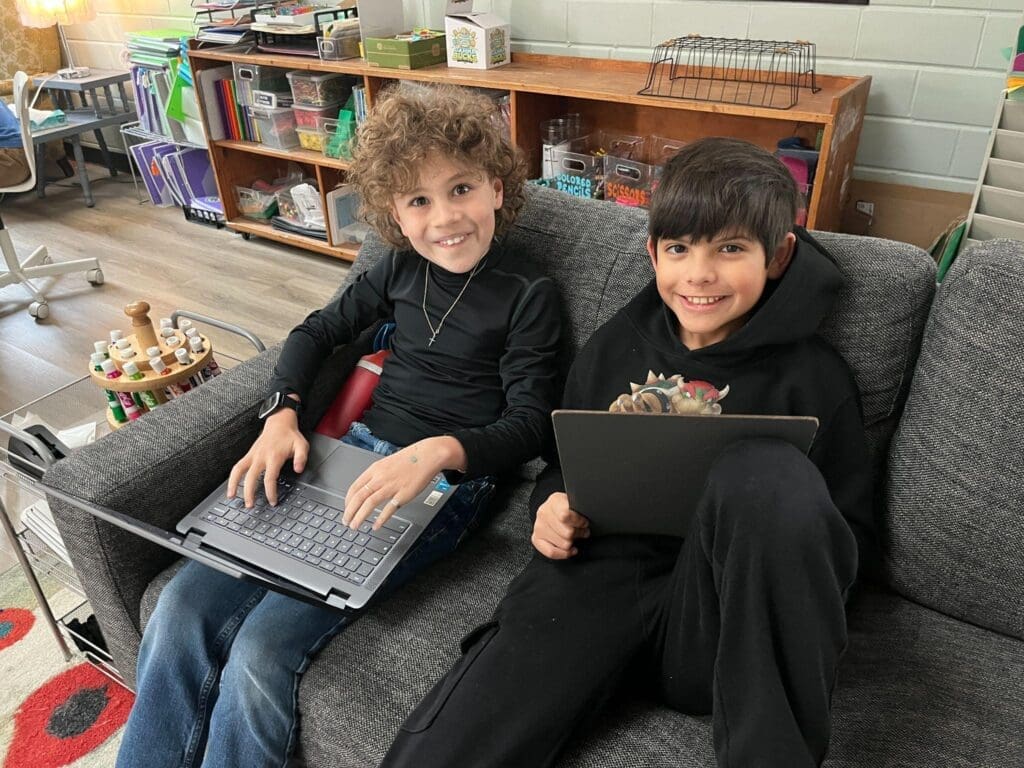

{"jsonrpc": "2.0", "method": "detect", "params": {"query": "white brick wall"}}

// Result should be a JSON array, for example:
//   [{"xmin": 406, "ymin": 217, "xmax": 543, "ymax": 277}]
[{"xmin": 64, "ymin": 0, "xmax": 1023, "ymax": 192}]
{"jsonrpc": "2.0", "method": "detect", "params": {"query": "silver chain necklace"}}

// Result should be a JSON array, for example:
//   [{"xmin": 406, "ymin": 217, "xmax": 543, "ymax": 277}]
[{"xmin": 422, "ymin": 258, "xmax": 485, "ymax": 347}]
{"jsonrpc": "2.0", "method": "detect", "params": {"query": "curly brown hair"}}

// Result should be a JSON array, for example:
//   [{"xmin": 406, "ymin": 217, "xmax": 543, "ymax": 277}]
[{"xmin": 346, "ymin": 82, "xmax": 526, "ymax": 250}]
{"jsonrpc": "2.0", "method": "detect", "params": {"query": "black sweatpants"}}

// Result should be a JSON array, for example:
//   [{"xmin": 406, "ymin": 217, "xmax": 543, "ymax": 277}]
[{"xmin": 381, "ymin": 439, "xmax": 859, "ymax": 768}]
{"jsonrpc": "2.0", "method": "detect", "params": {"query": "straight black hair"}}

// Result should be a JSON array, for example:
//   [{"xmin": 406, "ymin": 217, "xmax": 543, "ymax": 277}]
[{"xmin": 649, "ymin": 137, "xmax": 799, "ymax": 261}]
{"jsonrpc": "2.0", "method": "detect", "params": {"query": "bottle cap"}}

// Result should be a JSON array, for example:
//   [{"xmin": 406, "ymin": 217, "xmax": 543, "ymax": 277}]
[
  {"xmin": 93, "ymin": 341, "xmax": 107, "ymax": 355},
  {"xmin": 123, "ymin": 361, "xmax": 140, "ymax": 376},
  {"xmin": 100, "ymin": 359, "xmax": 118, "ymax": 374},
  {"xmin": 150, "ymin": 356, "xmax": 168, "ymax": 373},
  {"xmin": 160, "ymin": 327, "xmax": 176, "ymax": 338},
  {"xmin": 159, "ymin": 318, "xmax": 173, "ymax": 328},
  {"xmin": 90, "ymin": 352, "xmax": 105, "ymax": 366},
  {"xmin": 165, "ymin": 336, "xmax": 182, "ymax": 348},
  {"xmin": 189, "ymin": 337, "xmax": 204, "ymax": 353},
  {"xmin": 115, "ymin": 338, "xmax": 131, "ymax": 350},
  {"xmin": 109, "ymin": 329, "xmax": 124, "ymax": 343},
  {"xmin": 120, "ymin": 348, "xmax": 137, "ymax": 359},
  {"xmin": 146, "ymin": 346, "xmax": 161, "ymax": 357},
  {"xmin": 179, "ymin": 319, "xmax": 192, "ymax": 331},
  {"xmin": 175, "ymin": 348, "xmax": 190, "ymax": 365},
  {"xmin": 185, "ymin": 328, "xmax": 199, "ymax": 338}
]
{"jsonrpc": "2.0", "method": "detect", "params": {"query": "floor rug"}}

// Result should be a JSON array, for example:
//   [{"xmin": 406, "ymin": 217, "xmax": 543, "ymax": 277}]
[{"xmin": 0, "ymin": 565, "xmax": 132, "ymax": 767}]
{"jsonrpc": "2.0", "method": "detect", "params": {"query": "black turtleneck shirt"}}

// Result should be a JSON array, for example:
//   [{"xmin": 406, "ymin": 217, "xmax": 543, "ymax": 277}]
[{"xmin": 268, "ymin": 239, "xmax": 562, "ymax": 481}]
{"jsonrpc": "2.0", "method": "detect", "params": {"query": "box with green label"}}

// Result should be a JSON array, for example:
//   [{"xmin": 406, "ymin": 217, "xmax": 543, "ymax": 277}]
[{"xmin": 363, "ymin": 31, "xmax": 446, "ymax": 70}]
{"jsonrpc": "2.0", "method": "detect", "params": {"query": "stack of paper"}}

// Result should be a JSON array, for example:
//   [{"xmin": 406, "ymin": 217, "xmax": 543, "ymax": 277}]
[{"xmin": 126, "ymin": 29, "xmax": 187, "ymax": 68}]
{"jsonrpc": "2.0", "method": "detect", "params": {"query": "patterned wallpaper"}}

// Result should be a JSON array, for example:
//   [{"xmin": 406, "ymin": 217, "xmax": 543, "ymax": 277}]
[{"xmin": 0, "ymin": 0, "xmax": 60, "ymax": 95}]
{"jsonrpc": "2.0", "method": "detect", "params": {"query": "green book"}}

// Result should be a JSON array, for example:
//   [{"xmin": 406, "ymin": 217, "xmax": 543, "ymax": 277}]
[{"xmin": 935, "ymin": 220, "xmax": 966, "ymax": 283}]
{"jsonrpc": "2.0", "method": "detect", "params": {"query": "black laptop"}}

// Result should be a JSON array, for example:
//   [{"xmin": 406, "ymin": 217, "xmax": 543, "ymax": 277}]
[{"xmin": 552, "ymin": 410, "xmax": 819, "ymax": 537}]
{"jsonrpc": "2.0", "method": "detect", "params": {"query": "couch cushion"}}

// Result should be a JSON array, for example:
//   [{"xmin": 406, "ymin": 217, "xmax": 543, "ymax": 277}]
[
  {"xmin": 298, "ymin": 520, "xmax": 1024, "ymax": 767},
  {"xmin": 886, "ymin": 238, "xmax": 1024, "ymax": 640}
]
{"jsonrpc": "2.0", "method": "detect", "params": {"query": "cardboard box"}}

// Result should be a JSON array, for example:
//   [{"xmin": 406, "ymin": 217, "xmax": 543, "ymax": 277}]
[
  {"xmin": 444, "ymin": 0, "xmax": 510, "ymax": 69},
  {"xmin": 364, "ymin": 32, "xmax": 446, "ymax": 70}
]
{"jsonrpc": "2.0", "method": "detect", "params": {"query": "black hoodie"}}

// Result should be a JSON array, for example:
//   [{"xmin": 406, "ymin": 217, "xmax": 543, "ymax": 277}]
[{"xmin": 530, "ymin": 230, "xmax": 876, "ymax": 577}]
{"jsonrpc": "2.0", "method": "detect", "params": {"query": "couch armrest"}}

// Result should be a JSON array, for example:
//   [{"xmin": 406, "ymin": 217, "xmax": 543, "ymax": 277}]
[{"xmin": 44, "ymin": 348, "xmax": 276, "ymax": 685}]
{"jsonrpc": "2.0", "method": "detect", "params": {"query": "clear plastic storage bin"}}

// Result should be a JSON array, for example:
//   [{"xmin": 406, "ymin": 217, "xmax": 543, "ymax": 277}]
[
  {"xmin": 276, "ymin": 182, "xmax": 324, "ymax": 228},
  {"xmin": 233, "ymin": 63, "xmax": 291, "ymax": 107},
  {"xmin": 296, "ymin": 127, "xmax": 326, "ymax": 152},
  {"xmin": 286, "ymin": 71, "xmax": 350, "ymax": 106},
  {"xmin": 234, "ymin": 186, "xmax": 278, "ymax": 219},
  {"xmin": 318, "ymin": 30, "xmax": 361, "ymax": 61},
  {"xmin": 293, "ymin": 103, "xmax": 340, "ymax": 130},
  {"xmin": 322, "ymin": 118, "xmax": 356, "ymax": 160},
  {"xmin": 251, "ymin": 106, "xmax": 299, "ymax": 149}
]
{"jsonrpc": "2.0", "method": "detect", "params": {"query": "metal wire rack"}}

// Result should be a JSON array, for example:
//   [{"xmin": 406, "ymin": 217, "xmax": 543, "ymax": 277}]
[{"xmin": 639, "ymin": 35, "xmax": 820, "ymax": 110}]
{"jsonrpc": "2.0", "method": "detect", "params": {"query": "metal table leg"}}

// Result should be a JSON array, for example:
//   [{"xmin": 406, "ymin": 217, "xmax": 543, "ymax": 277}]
[
  {"xmin": 69, "ymin": 135, "xmax": 94, "ymax": 208},
  {"xmin": 0, "ymin": 493, "xmax": 73, "ymax": 661},
  {"xmin": 93, "ymin": 129, "xmax": 117, "ymax": 178}
]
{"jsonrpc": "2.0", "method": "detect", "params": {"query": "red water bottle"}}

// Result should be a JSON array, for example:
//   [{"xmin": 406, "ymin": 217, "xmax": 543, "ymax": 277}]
[{"xmin": 314, "ymin": 349, "xmax": 391, "ymax": 438}]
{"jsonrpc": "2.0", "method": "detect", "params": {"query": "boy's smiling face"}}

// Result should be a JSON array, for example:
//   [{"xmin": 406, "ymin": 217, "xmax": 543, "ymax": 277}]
[
  {"xmin": 391, "ymin": 152, "xmax": 503, "ymax": 274},
  {"xmin": 647, "ymin": 231, "xmax": 795, "ymax": 350}
]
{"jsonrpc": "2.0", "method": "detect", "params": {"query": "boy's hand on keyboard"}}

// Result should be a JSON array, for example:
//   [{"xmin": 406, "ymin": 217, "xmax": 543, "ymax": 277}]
[
  {"xmin": 344, "ymin": 436, "xmax": 466, "ymax": 531},
  {"xmin": 533, "ymin": 493, "xmax": 590, "ymax": 560},
  {"xmin": 227, "ymin": 408, "xmax": 309, "ymax": 508}
]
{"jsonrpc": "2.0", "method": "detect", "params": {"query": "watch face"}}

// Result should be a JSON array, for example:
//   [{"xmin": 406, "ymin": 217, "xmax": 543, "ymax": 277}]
[{"xmin": 258, "ymin": 392, "xmax": 281, "ymax": 419}]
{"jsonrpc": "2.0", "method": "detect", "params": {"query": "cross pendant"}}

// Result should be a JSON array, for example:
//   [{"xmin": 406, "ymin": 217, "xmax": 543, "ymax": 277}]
[{"xmin": 428, "ymin": 333, "xmax": 437, "ymax": 347}]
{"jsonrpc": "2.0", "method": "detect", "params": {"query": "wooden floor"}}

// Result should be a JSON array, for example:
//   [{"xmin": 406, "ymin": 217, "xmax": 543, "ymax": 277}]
[
  {"xmin": 0, "ymin": 167, "xmax": 351, "ymax": 570},
  {"xmin": 1, "ymin": 168, "xmax": 351, "ymax": 414}
]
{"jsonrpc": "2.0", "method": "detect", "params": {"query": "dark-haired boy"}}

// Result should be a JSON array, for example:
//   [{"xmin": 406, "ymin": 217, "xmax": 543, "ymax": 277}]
[{"xmin": 382, "ymin": 137, "xmax": 875, "ymax": 768}]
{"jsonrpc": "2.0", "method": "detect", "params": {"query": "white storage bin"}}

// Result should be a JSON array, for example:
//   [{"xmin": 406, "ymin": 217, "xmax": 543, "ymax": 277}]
[
  {"xmin": 991, "ymin": 130, "xmax": 1024, "ymax": 164},
  {"xmin": 977, "ymin": 186, "xmax": 1024, "ymax": 224},
  {"xmin": 969, "ymin": 213, "xmax": 1024, "ymax": 241}
]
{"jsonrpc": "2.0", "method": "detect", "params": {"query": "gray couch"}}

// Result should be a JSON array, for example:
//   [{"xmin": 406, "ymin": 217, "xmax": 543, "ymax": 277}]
[{"xmin": 47, "ymin": 186, "xmax": 1024, "ymax": 766}]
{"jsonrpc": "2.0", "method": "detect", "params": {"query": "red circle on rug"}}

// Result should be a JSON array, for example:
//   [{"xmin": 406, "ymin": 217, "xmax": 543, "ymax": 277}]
[
  {"xmin": 4, "ymin": 662, "xmax": 134, "ymax": 768},
  {"xmin": 0, "ymin": 608, "xmax": 34, "ymax": 652}
]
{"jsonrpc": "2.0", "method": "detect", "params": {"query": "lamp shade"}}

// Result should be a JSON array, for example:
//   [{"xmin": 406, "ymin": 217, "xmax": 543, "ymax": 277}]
[{"xmin": 17, "ymin": 0, "xmax": 96, "ymax": 28}]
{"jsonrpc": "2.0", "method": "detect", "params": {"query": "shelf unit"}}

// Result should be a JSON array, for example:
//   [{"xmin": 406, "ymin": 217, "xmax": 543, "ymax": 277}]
[
  {"xmin": 187, "ymin": 45, "xmax": 871, "ymax": 261},
  {"xmin": 962, "ymin": 99, "xmax": 1024, "ymax": 251}
]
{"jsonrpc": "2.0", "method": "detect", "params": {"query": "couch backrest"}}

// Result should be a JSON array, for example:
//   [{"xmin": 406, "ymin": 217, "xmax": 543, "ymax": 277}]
[
  {"xmin": 347, "ymin": 185, "xmax": 935, "ymax": 469},
  {"xmin": 885, "ymin": 238, "xmax": 1024, "ymax": 640}
]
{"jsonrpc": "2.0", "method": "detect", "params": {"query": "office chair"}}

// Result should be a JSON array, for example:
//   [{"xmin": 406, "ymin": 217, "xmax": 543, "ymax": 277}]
[{"xmin": 1, "ymin": 71, "xmax": 103, "ymax": 320}]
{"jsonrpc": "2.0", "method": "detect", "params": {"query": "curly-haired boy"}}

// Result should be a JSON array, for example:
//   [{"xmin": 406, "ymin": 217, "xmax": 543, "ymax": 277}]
[{"xmin": 114, "ymin": 83, "xmax": 561, "ymax": 768}]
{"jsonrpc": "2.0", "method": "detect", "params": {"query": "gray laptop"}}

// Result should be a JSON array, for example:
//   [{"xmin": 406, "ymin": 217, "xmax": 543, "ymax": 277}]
[
  {"xmin": 552, "ymin": 410, "xmax": 819, "ymax": 537},
  {"xmin": 44, "ymin": 433, "xmax": 456, "ymax": 611}
]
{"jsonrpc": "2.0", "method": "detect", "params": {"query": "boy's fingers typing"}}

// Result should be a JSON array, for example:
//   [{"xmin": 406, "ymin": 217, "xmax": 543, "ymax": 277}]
[
  {"xmin": 226, "ymin": 455, "xmax": 250, "ymax": 499},
  {"xmin": 263, "ymin": 464, "xmax": 281, "ymax": 506}
]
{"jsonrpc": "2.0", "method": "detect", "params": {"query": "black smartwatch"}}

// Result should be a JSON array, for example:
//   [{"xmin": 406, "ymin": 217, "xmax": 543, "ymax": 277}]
[{"xmin": 258, "ymin": 391, "xmax": 301, "ymax": 420}]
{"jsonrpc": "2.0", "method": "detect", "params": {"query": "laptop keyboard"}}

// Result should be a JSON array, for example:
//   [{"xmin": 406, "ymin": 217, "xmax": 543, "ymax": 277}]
[{"xmin": 199, "ymin": 477, "xmax": 410, "ymax": 589}]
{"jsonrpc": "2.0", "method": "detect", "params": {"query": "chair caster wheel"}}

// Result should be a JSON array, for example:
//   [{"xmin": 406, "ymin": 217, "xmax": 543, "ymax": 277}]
[
  {"xmin": 29, "ymin": 301, "xmax": 49, "ymax": 320},
  {"xmin": 88, "ymin": 268, "xmax": 104, "ymax": 285},
  {"xmin": 242, "ymin": 232, "xmax": 251, "ymax": 241}
]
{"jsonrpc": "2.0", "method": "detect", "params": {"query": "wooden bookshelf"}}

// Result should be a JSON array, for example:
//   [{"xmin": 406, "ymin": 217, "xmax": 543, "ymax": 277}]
[{"xmin": 188, "ymin": 45, "xmax": 871, "ymax": 261}]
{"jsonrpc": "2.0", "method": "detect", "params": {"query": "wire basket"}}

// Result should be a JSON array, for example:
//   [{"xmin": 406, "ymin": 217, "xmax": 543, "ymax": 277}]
[{"xmin": 639, "ymin": 35, "xmax": 820, "ymax": 110}]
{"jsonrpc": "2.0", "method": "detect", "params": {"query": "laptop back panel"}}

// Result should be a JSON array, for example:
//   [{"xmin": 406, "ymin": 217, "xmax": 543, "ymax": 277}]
[{"xmin": 552, "ymin": 411, "xmax": 819, "ymax": 537}]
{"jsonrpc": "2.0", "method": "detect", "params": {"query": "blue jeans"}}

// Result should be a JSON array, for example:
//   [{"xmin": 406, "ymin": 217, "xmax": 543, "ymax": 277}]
[{"xmin": 116, "ymin": 423, "xmax": 495, "ymax": 768}]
